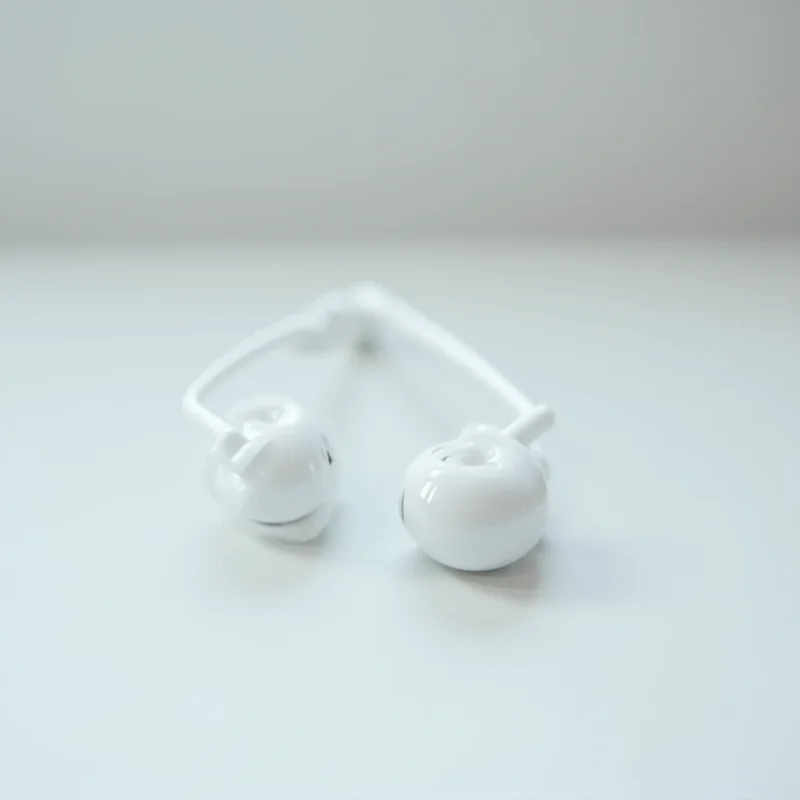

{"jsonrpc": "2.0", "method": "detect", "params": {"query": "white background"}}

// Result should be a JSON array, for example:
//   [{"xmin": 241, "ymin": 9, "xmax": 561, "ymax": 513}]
[
  {"xmin": 2, "ymin": 2, "xmax": 798, "ymax": 796},
  {"xmin": 1, "ymin": 245, "xmax": 798, "ymax": 798},
  {"xmin": 1, "ymin": 1, "xmax": 799, "ymax": 242}
]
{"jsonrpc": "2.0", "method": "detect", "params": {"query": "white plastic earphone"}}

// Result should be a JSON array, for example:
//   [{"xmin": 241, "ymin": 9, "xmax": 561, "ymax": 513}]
[{"xmin": 182, "ymin": 283, "xmax": 555, "ymax": 571}]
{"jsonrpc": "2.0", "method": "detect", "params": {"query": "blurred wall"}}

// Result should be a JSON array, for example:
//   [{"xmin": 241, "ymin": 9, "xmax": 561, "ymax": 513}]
[{"xmin": 1, "ymin": 1, "xmax": 798, "ymax": 243}]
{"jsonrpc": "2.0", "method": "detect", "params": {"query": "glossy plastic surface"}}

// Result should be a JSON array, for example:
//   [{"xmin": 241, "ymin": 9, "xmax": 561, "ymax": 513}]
[
  {"xmin": 205, "ymin": 395, "xmax": 339, "ymax": 541},
  {"xmin": 401, "ymin": 425, "xmax": 549, "ymax": 571}
]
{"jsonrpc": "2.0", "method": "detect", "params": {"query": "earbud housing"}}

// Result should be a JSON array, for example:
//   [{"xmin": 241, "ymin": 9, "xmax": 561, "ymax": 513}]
[
  {"xmin": 206, "ymin": 395, "xmax": 339, "ymax": 541},
  {"xmin": 400, "ymin": 424, "xmax": 549, "ymax": 571}
]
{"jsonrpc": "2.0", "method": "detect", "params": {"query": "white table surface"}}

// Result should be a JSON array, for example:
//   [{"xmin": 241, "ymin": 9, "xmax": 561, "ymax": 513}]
[{"xmin": 1, "ymin": 244, "xmax": 798, "ymax": 799}]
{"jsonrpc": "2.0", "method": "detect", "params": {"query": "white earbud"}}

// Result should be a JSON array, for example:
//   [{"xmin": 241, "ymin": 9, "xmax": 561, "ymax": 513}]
[
  {"xmin": 182, "ymin": 283, "xmax": 555, "ymax": 566},
  {"xmin": 400, "ymin": 406, "xmax": 552, "ymax": 572},
  {"xmin": 181, "ymin": 301, "xmax": 348, "ymax": 541},
  {"xmin": 205, "ymin": 395, "xmax": 339, "ymax": 541}
]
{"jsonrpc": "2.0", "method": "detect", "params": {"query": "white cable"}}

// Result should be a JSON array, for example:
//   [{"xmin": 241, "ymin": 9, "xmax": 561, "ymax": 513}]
[
  {"xmin": 364, "ymin": 289, "xmax": 535, "ymax": 413},
  {"xmin": 354, "ymin": 285, "xmax": 554, "ymax": 444},
  {"xmin": 182, "ymin": 311, "xmax": 317, "ymax": 436},
  {"xmin": 182, "ymin": 284, "xmax": 554, "ymax": 445}
]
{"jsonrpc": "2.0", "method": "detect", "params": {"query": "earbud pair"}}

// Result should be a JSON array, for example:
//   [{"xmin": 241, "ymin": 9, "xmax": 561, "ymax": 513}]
[{"xmin": 183, "ymin": 284, "xmax": 555, "ymax": 572}]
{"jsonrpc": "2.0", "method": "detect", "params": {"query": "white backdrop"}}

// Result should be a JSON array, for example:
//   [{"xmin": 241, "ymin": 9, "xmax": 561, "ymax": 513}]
[{"xmin": 1, "ymin": 1, "xmax": 798, "ymax": 243}]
